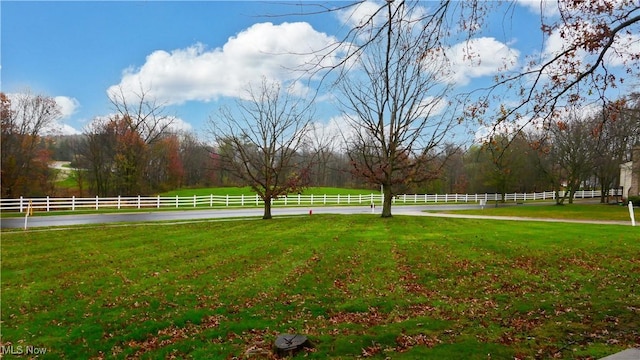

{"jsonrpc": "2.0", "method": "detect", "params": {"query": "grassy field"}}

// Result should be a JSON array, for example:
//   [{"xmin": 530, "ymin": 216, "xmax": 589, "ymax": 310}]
[
  {"xmin": 1, "ymin": 215, "xmax": 639, "ymax": 359},
  {"xmin": 439, "ymin": 203, "xmax": 637, "ymax": 222}
]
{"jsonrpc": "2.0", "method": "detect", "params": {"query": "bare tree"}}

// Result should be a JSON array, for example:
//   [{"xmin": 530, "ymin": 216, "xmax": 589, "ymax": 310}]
[
  {"xmin": 81, "ymin": 86, "xmax": 175, "ymax": 196},
  {"xmin": 293, "ymin": 1, "xmax": 638, "ymax": 153},
  {"xmin": 480, "ymin": 133, "xmax": 537, "ymax": 203},
  {"xmin": 336, "ymin": 1, "xmax": 459, "ymax": 217},
  {"xmin": 303, "ymin": 122, "xmax": 341, "ymax": 187},
  {"xmin": 209, "ymin": 79, "xmax": 313, "ymax": 219},
  {"xmin": 592, "ymin": 94, "xmax": 640, "ymax": 202},
  {"xmin": 108, "ymin": 86, "xmax": 174, "ymax": 144},
  {"xmin": 547, "ymin": 109, "xmax": 599, "ymax": 204},
  {"xmin": 1, "ymin": 91, "xmax": 61, "ymax": 197},
  {"xmin": 179, "ymin": 132, "xmax": 217, "ymax": 187}
]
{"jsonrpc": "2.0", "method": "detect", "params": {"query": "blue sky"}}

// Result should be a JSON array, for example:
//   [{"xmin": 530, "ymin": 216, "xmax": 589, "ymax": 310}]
[{"xmin": 2, "ymin": 1, "xmax": 636, "ymax": 140}]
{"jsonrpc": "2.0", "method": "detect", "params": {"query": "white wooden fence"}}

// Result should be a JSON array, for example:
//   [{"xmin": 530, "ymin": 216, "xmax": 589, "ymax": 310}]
[{"xmin": 0, "ymin": 190, "xmax": 615, "ymax": 213}]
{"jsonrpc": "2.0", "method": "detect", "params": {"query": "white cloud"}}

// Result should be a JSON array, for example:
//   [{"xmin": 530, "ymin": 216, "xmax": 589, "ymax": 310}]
[
  {"xmin": 442, "ymin": 37, "xmax": 520, "ymax": 86},
  {"xmin": 473, "ymin": 116, "xmax": 541, "ymax": 144},
  {"xmin": 516, "ymin": 0, "xmax": 559, "ymax": 17},
  {"xmin": 305, "ymin": 115, "xmax": 354, "ymax": 152},
  {"xmin": 53, "ymin": 123, "xmax": 81, "ymax": 135},
  {"xmin": 337, "ymin": 1, "xmax": 385, "ymax": 29},
  {"xmin": 164, "ymin": 116, "xmax": 193, "ymax": 133},
  {"xmin": 54, "ymin": 96, "xmax": 80, "ymax": 119},
  {"xmin": 336, "ymin": 2, "xmax": 521, "ymax": 88},
  {"xmin": 605, "ymin": 32, "xmax": 640, "ymax": 67},
  {"xmin": 51, "ymin": 96, "xmax": 82, "ymax": 134},
  {"xmin": 417, "ymin": 96, "xmax": 448, "ymax": 118},
  {"xmin": 108, "ymin": 22, "xmax": 343, "ymax": 105}
]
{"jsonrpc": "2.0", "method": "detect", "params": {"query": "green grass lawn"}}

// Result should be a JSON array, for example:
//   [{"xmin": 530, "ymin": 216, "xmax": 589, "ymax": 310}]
[
  {"xmin": 2, "ymin": 215, "xmax": 638, "ymax": 359},
  {"xmin": 440, "ymin": 203, "xmax": 636, "ymax": 222}
]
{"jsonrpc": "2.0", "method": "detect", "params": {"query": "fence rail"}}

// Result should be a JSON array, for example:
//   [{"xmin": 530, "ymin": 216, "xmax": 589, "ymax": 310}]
[{"xmin": 0, "ymin": 190, "xmax": 621, "ymax": 213}]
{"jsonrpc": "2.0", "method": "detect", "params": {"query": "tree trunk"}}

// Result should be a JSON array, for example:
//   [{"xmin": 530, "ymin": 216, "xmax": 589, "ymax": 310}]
[
  {"xmin": 556, "ymin": 189, "xmax": 569, "ymax": 205},
  {"xmin": 381, "ymin": 185, "xmax": 393, "ymax": 218},
  {"xmin": 262, "ymin": 197, "xmax": 272, "ymax": 220},
  {"xmin": 568, "ymin": 181, "xmax": 579, "ymax": 204}
]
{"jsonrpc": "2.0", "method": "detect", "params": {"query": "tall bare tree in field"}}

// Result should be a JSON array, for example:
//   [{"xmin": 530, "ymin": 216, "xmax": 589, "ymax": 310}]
[
  {"xmin": 336, "ymin": 1, "xmax": 458, "ymax": 217},
  {"xmin": 209, "ymin": 79, "xmax": 313, "ymax": 220}
]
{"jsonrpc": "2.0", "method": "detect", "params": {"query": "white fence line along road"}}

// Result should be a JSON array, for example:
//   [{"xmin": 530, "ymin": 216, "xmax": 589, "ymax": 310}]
[
  {"xmin": 0, "ymin": 190, "xmax": 620, "ymax": 214},
  {"xmin": 2, "ymin": 202, "xmax": 634, "ymax": 229}
]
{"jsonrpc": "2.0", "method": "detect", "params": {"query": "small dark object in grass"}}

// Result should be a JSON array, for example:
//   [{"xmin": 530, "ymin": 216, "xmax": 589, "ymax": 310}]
[{"xmin": 274, "ymin": 333, "xmax": 311, "ymax": 355}]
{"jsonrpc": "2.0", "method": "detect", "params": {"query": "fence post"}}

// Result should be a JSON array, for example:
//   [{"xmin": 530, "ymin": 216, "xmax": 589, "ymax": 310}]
[
  {"xmin": 324, "ymin": 194, "xmax": 327, "ymax": 205},
  {"xmin": 337, "ymin": 194, "xmax": 340, "ymax": 204},
  {"xmin": 210, "ymin": 194, "xmax": 213, "ymax": 207},
  {"xmin": 226, "ymin": 194, "xmax": 229, "ymax": 207},
  {"xmin": 347, "ymin": 194, "xmax": 350, "ymax": 204},
  {"xmin": 629, "ymin": 201, "xmax": 636, "ymax": 227},
  {"xmin": 255, "ymin": 194, "xmax": 259, "ymax": 206},
  {"xmin": 241, "ymin": 194, "xmax": 245, "ymax": 206},
  {"xmin": 19, "ymin": 196, "xmax": 24, "ymax": 213},
  {"xmin": 96, "ymin": 195, "xmax": 99, "ymax": 210},
  {"xmin": 138, "ymin": 195, "xmax": 141, "ymax": 209},
  {"xmin": 158, "ymin": 195, "xmax": 161, "ymax": 208},
  {"xmin": 46, "ymin": 196, "xmax": 50, "ymax": 212},
  {"xmin": 193, "ymin": 195, "xmax": 197, "ymax": 208},
  {"xmin": 311, "ymin": 194, "xmax": 314, "ymax": 205},
  {"xmin": 118, "ymin": 195, "xmax": 121, "ymax": 209},
  {"xmin": 72, "ymin": 196, "xmax": 75, "ymax": 211}
]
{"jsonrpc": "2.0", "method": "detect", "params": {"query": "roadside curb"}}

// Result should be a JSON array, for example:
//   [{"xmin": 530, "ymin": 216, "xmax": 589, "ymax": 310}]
[{"xmin": 600, "ymin": 348, "xmax": 640, "ymax": 360}]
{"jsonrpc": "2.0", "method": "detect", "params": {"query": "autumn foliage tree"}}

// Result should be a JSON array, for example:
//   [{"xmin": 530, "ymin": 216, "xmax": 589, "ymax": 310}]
[
  {"xmin": 80, "ymin": 87, "xmax": 176, "ymax": 196},
  {"xmin": 1, "ymin": 91, "xmax": 60, "ymax": 197},
  {"xmin": 476, "ymin": 0, "xmax": 639, "ymax": 135},
  {"xmin": 147, "ymin": 134, "xmax": 185, "ymax": 191}
]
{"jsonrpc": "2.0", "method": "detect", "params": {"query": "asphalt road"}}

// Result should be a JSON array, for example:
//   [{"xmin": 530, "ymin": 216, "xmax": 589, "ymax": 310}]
[
  {"xmin": 3, "ymin": 201, "xmax": 634, "ymax": 229},
  {"xmin": 1, "ymin": 204, "xmax": 484, "ymax": 229}
]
